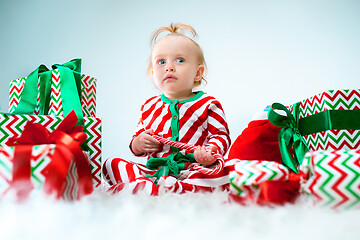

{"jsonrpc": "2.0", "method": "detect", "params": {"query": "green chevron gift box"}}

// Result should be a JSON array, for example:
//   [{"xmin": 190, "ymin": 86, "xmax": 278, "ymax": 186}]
[
  {"xmin": 300, "ymin": 149, "xmax": 360, "ymax": 209},
  {"xmin": 268, "ymin": 89, "xmax": 360, "ymax": 173},
  {"xmin": 0, "ymin": 144, "xmax": 90, "ymax": 201},
  {"xmin": 296, "ymin": 89, "xmax": 360, "ymax": 151},
  {"xmin": 0, "ymin": 113, "xmax": 102, "ymax": 187},
  {"xmin": 8, "ymin": 59, "xmax": 97, "ymax": 119}
]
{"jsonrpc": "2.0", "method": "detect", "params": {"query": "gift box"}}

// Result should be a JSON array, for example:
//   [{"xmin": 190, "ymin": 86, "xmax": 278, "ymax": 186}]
[
  {"xmin": 0, "ymin": 113, "xmax": 102, "ymax": 187},
  {"xmin": 229, "ymin": 159, "xmax": 300, "ymax": 204},
  {"xmin": 297, "ymin": 89, "xmax": 360, "ymax": 151},
  {"xmin": 9, "ymin": 70, "xmax": 96, "ymax": 117},
  {"xmin": 0, "ymin": 144, "xmax": 90, "ymax": 201},
  {"xmin": 300, "ymin": 149, "xmax": 360, "ymax": 209},
  {"xmin": 268, "ymin": 89, "xmax": 360, "ymax": 173},
  {"xmin": 8, "ymin": 59, "xmax": 97, "ymax": 120},
  {"xmin": 0, "ymin": 112, "xmax": 94, "ymax": 201}
]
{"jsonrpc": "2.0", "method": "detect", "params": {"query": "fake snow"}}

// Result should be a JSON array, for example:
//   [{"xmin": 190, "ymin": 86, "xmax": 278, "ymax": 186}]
[{"xmin": 0, "ymin": 187, "xmax": 359, "ymax": 240}]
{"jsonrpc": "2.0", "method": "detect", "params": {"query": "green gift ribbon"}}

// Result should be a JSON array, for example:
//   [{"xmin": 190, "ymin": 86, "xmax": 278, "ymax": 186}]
[
  {"xmin": 299, "ymin": 109, "xmax": 360, "ymax": 135},
  {"xmin": 13, "ymin": 64, "xmax": 51, "ymax": 115},
  {"xmin": 268, "ymin": 102, "xmax": 309, "ymax": 173},
  {"xmin": 144, "ymin": 152, "xmax": 196, "ymax": 184},
  {"xmin": 268, "ymin": 102, "xmax": 360, "ymax": 173},
  {"xmin": 13, "ymin": 59, "xmax": 84, "ymax": 126}
]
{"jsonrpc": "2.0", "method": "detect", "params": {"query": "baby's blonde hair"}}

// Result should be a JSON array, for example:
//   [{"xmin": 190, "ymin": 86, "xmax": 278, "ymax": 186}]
[{"xmin": 148, "ymin": 23, "xmax": 207, "ymax": 86}]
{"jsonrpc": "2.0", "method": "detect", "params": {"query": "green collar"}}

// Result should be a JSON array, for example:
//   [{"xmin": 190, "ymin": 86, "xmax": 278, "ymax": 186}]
[{"xmin": 161, "ymin": 91, "xmax": 204, "ymax": 104}]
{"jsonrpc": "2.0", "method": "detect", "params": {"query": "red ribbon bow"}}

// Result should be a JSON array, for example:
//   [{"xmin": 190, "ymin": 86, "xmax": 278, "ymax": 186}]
[{"xmin": 6, "ymin": 110, "xmax": 93, "ymax": 201}]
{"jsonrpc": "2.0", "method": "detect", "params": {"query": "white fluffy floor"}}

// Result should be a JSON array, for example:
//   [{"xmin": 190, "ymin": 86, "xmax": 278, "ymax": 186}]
[{"xmin": 1, "ymin": 187, "xmax": 359, "ymax": 240}]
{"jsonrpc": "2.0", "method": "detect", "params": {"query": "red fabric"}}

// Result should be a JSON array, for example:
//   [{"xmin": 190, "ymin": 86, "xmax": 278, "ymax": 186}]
[
  {"xmin": 228, "ymin": 119, "xmax": 300, "ymax": 205},
  {"xmin": 228, "ymin": 120, "xmax": 282, "ymax": 163},
  {"xmin": 257, "ymin": 180, "xmax": 300, "ymax": 205},
  {"xmin": 12, "ymin": 145, "xmax": 34, "ymax": 202}
]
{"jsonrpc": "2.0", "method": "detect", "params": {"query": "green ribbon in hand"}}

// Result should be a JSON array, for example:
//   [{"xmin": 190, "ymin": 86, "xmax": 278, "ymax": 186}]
[
  {"xmin": 144, "ymin": 152, "xmax": 196, "ymax": 184},
  {"xmin": 13, "ymin": 59, "xmax": 84, "ymax": 126},
  {"xmin": 267, "ymin": 102, "xmax": 309, "ymax": 173}
]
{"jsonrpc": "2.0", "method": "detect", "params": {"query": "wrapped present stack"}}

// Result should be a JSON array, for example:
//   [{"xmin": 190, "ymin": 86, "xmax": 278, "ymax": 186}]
[
  {"xmin": 0, "ymin": 59, "xmax": 102, "ymax": 201},
  {"xmin": 229, "ymin": 89, "xmax": 360, "ymax": 209}
]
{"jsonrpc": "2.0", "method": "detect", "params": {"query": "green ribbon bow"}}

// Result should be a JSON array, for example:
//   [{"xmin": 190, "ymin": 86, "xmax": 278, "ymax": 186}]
[
  {"xmin": 13, "ymin": 59, "xmax": 84, "ymax": 126},
  {"xmin": 267, "ymin": 102, "xmax": 309, "ymax": 173},
  {"xmin": 268, "ymin": 101, "xmax": 360, "ymax": 173},
  {"xmin": 144, "ymin": 152, "xmax": 196, "ymax": 184}
]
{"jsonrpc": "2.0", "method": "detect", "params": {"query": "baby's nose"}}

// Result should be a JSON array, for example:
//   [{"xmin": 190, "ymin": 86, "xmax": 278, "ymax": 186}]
[{"xmin": 165, "ymin": 63, "xmax": 175, "ymax": 72}]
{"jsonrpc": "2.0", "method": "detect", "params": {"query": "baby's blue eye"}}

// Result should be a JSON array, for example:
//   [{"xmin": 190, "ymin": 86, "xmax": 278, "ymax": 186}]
[
  {"xmin": 157, "ymin": 60, "xmax": 166, "ymax": 65},
  {"xmin": 176, "ymin": 58, "xmax": 184, "ymax": 63}
]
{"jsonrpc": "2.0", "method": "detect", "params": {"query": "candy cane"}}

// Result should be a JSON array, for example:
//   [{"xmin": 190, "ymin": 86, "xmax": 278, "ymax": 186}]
[{"xmin": 152, "ymin": 135, "xmax": 225, "ymax": 175}]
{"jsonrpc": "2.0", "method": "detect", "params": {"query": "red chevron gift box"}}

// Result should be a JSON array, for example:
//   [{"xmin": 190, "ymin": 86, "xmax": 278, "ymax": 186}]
[
  {"xmin": 0, "ymin": 112, "xmax": 102, "ymax": 187},
  {"xmin": 8, "ymin": 59, "xmax": 96, "ymax": 118},
  {"xmin": 0, "ymin": 112, "xmax": 93, "ymax": 201},
  {"xmin": 0, "ymin": 144, "xmax": 91, "ymax": 201},
  {"xmin": 300, "ymin": 149, "xmax": 360, "ymax": 209}
]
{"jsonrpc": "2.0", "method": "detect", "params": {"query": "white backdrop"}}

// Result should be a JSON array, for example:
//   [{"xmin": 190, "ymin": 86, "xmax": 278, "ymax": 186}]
[{"xmin": 1, "ymin": 0, "xmax": 359, "ymax": 163}]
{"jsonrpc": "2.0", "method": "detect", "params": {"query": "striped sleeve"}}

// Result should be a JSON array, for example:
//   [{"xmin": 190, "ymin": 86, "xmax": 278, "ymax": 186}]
[
  {"xmin": 129, "ymin": 100, "xmax": 149, "ymax": 157},
  {"xmin": 206, "ymin": 100, "xmax": 231, "ymax": 156}
]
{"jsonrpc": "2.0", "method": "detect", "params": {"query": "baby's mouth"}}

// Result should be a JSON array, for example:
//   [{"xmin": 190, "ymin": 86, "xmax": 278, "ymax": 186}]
[{"xmin": 164, "ymin": 74, "xmax": 177, "ymax": 81}]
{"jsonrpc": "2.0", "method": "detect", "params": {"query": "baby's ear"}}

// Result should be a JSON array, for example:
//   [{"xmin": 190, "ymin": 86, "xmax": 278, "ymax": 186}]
[{"xmin": 195, "ymin": 65, "xmax": 205, "ymax": 80}]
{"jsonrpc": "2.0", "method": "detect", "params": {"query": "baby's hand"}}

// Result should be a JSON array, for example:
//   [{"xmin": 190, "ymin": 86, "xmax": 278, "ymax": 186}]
[
  {"xmin": 131, "ymin": 129, "xmax": 160, "ymax": 155},
  {"xmin": 194, "ymin": 145, "xmax": 218, "ymax": 166}
]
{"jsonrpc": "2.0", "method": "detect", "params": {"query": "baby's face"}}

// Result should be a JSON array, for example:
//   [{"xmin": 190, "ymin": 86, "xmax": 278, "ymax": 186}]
[{"xmin": 151, "ymin": 35, "xmax": 204, "ymax": 100}]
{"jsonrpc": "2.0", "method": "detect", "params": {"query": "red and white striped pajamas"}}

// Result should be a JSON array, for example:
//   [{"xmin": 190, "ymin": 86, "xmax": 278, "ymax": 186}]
[{"xmin": 102, "ymin": 91, "xmax": 232, "ymax": 195}]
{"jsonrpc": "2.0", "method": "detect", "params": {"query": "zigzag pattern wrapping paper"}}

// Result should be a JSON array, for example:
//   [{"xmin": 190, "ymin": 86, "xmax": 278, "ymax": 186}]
[
  {"xmin": 0, "ymin": 113, "xmax": 102, "ymax": 187},
  {"xmin": 48, "ymin": 68, "xmax": 63, "ymax": 116},
  {"xmin": 9, "ymin": 71, "xmax": 97, "ymax": 117},
  {"xmin": 229, "ymin": 160, "xmax": 291, "ymax": 198},
  {"xmin": 296, "ymin": 89, "xmax": 360, "ymax": 151},
  {"xmin": 0, "ymin": 144, "xmax": 79, "ymax": 200},
  {"xmin": 300, "ymin": 149, "xmax": 360, "ymax": 209},
  {"xmin": 228, "ymin": 152, "xmax": 360, "ymax": 209}
]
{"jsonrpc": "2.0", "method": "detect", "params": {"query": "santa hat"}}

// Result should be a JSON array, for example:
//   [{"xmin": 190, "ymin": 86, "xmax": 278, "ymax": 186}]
[{"xmin": 228, "ymin": 106, "xmax": 300, "ymax": 205}]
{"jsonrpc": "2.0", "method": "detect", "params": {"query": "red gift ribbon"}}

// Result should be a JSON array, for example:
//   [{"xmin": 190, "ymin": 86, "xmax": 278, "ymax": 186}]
[
  {"xmin": 7, "ymin": 110, "xmax": 93, "ymax": 201},
  {"xmin": 11, "ymin": 145, "xmax": 34, "ymax": 202}
]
